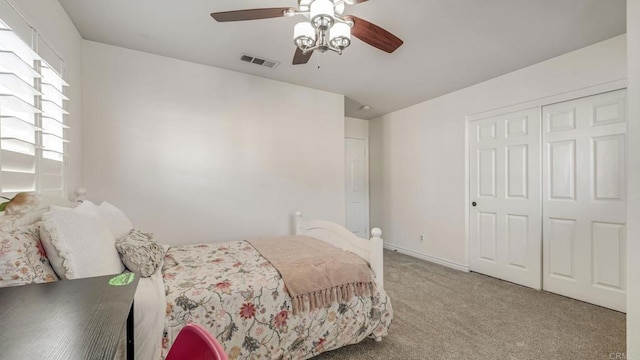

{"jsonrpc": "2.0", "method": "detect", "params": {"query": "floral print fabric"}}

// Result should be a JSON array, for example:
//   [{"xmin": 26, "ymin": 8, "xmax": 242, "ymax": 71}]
[
  {"xmin": 162, "ymin": 241, "xmax": 393, "ymax": 359},
  {"xmin": 0, "ymin": 223, "xmax": 59, "ymax": 287},
  {"xmin": 116, "ymin": 229, "xmax": 164, "ymax": 277}
]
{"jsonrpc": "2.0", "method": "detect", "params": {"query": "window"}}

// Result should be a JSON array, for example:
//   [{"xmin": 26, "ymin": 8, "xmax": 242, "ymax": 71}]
[
  {"xmin": 39, "ymin": 60, "xmax": 69, "ymax": 195},
  {"xmin": 0, "ymin": 16, "xmax": 69, "ymax": 197}
]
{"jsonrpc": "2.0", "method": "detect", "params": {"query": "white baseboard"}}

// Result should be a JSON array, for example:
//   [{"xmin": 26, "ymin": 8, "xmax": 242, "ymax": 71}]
[{"xmin": 383, "ymin": 243, "xmax": 470, "ymax": 272}]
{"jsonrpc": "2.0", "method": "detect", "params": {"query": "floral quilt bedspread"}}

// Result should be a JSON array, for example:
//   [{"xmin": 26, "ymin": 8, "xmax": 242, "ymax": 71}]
[{"xmin": 161, "ymin": 241, "xmax": 393, "ymax": 360}]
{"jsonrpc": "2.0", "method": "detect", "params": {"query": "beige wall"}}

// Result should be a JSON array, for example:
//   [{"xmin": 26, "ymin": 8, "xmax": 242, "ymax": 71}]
[
  {"xmin": 82, "ymin": 41, "xmax": 345, "ymax": 245},
  {"xmin": 345, "ymin": 117, "xmax": 369, "ymax": 140},
  {"xmin": 627, "ymin": 0, "xmax": 640, "ymax": 354},
  {"xmin": 370, "ymin": 35, "xmax": 627, "ymax": 267}
]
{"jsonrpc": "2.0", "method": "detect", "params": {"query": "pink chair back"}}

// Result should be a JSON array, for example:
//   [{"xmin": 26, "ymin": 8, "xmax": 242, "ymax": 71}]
[{"xmin": 165, "ymin": 323, "xmax": 228, "ymax": 360}]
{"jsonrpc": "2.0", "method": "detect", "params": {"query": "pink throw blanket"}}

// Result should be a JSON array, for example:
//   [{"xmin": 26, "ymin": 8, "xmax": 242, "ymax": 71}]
[{"xmin": 247, "ymin": 236, "xmax": 374, "ymax": 315}]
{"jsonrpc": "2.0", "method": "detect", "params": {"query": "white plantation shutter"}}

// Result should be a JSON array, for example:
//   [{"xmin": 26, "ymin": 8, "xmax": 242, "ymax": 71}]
[
  {"xmin": 0, "ymin": 16, "xmax": 70, "ymax": 197},
  {"xmin": 40, "ymin": 60, "xmax": 68, "ymax": 195},
  {"xmin": 0, "ymin": 20, "xmax": 41, "ymax": 195}
]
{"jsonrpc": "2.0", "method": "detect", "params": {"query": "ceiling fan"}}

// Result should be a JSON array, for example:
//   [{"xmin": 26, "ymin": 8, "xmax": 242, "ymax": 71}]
[{"xmin": 211, "ymin": 0, "xmax": 403, "ymax": 65}]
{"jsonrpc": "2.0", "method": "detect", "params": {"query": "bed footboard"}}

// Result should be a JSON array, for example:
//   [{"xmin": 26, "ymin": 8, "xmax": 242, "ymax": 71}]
[{"xmin": 293, "ymin": 212, "xmax": 384, "ymax": 289}]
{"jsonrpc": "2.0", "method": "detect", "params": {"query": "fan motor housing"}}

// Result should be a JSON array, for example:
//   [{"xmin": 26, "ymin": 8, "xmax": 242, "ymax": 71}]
[{"xmin": 299, "ymin": 0, "xmax": 345, "ymax": 16}]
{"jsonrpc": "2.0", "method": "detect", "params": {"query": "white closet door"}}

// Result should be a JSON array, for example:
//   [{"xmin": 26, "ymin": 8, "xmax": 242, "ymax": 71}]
[
  {"xmin": 542, "ymin": 89, "xmax": 627, "ymax": 312},
  {"xmin": 469, "ymin": 108, "xmax": 542, "ymax": 289},
  {"xmin": 345, "ymin": 138, "xmax": 368, "ymax": 236}
]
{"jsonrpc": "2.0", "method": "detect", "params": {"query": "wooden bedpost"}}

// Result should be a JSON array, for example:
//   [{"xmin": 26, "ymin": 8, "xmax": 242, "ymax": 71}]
[
  {"xmin": 370, "ymin": 227, "xmax": 384, "ymax": 288},
  {"xmin": 294, "ymin": 211, "xmax": 303, "ymax": 235}
]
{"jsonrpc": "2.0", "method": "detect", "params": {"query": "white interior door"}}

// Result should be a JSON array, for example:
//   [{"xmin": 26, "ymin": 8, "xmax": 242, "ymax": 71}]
[
  {"xmin": 542, "ymin": 89, "xmax": 627, "ymax": 312},
  {"xmin": 469, "ymin": 108, "xmax": 542, "ymax": 289},
  {"xmin": 345, "ymin": 137, "xmax": 368, "ymax": 236}
]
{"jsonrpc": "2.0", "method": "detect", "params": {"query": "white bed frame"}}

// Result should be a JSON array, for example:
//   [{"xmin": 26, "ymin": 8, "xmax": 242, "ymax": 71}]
[{"xmin": 293, "ymin": 212, "xmax": 384, "ymax": 289}]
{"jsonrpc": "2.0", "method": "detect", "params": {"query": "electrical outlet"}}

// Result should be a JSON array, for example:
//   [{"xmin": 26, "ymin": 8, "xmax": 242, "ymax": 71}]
[{"xmin": 420, "ymin": 234, "xmax": 424, "ymax": 242}]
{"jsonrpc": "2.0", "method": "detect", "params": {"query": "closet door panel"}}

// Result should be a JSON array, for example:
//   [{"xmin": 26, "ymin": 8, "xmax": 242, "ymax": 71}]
[{"xmin": 542, "ymin": 89, "xmax": 627, "ymax": 312}]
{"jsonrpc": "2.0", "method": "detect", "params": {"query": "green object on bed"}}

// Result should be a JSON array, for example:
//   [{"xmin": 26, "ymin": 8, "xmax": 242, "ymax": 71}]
[{"xmin": 109, "ymin": 272, "xmax": 136, "ymax": 286}]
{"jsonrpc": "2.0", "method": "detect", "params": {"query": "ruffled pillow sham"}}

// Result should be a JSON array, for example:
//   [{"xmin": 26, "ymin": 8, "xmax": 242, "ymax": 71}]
[
  {"xmin": 40, "ymin": 201, "xmax": 125, "ymax": 280},
  {"xmin": 116, "ymin": 229, "xmax": 164, "ymax": 277}
]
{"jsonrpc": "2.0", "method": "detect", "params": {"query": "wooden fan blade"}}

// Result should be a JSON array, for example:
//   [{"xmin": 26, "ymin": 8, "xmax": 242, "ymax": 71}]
[
  {"xmin": 293, "ymin": 48, "xmax": 313, "ymax": 65},
  {"xmin": 211, "ymin": 8, "xmax": 292, "ymax": 22},
  {"xmin": 347, "ymin": 16, "xmax": 403, "ymax": 53}
]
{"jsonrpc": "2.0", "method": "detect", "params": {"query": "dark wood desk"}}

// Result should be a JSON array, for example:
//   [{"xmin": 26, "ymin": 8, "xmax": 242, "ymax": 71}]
[{"xmin": 0, "ymin": 274, "xmax": 139, "ymax": 360}]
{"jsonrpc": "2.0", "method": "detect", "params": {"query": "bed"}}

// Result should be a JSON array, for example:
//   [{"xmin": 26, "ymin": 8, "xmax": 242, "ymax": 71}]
[{"xmin": 0, "ymin": 196, "xmax": 393, "ymax": 360}]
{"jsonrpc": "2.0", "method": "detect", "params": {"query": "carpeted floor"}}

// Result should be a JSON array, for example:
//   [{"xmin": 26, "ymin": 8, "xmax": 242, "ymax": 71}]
[{"xmin": 315, "ymin": 250, "xmax": 626, "ymax": 360}]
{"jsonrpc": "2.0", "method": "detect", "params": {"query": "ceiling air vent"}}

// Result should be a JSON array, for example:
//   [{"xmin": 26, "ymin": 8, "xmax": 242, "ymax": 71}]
[{"xmin": 240, "ymin": 54, "xmax": 280, "ymax": 69}]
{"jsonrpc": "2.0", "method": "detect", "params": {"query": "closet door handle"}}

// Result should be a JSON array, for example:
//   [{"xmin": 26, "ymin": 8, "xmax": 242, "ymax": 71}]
[{"xmin": 472, "ymin": 201, "xmax": 477, "ymax": 207}]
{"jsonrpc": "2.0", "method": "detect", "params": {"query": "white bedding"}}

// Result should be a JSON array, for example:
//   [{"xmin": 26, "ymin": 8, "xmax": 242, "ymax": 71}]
[{"xmin": 114, "ymin": 264, "xmax": 166, "ymax": 360}]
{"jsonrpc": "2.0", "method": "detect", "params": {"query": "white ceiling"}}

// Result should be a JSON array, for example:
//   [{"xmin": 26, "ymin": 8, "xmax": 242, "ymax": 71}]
[{"xmin": 58, "ymin": 0, "xmax": 626, "ymax": 119}]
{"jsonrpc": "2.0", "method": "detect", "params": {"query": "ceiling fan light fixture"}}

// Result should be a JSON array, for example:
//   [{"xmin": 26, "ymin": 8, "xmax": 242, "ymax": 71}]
[
  {"xmin": 310, "ymin": 0, "xmax": 335, "ymax": 29},
  {"xmin": 294, "ymin": 22, "xmax": 316, "ymax": 50},
  {"xmin": 210, "ymin": 1, "xmax": 405, "ymax": 65},
  {"xmin": 329, "ymin": 22, "xmax": 351, "ymax": 50}
]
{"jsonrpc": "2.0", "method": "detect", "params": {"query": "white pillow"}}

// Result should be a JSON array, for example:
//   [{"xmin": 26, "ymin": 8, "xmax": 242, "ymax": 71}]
[
  {"xmin": 97, "ymin": 201, "xmax": 133, "ymax": 240},
  {"xmin": 40, "ymin": 201, "xmax": 125, "ymax": 280}
]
